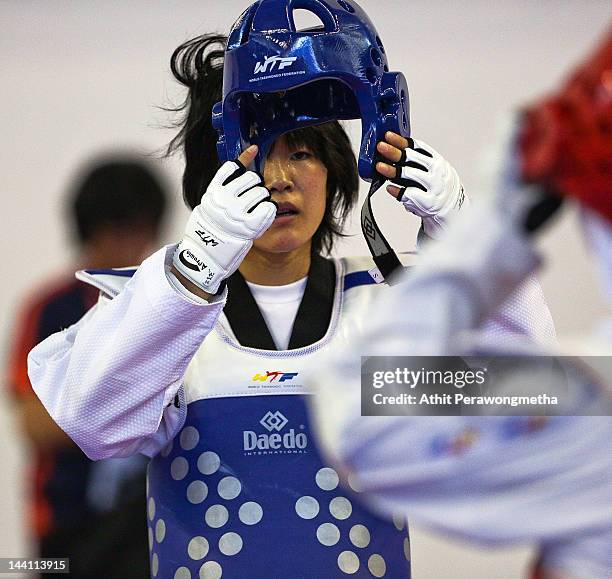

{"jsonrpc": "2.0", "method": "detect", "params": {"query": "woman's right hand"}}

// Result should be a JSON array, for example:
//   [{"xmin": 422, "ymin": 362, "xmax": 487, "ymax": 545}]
[{"xmin": 172, "ymin": 145, "xmax": 277, "ymax": 296}]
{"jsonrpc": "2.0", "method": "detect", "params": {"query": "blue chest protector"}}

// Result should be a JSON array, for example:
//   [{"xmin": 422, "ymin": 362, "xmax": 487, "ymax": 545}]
[
  {"xmin": 146, "ymin": 257, "xmax": 411, "ymax": 578},
  {"xmin": 149, "ymin": 395, "xmax": 410, "ymax": 578}
]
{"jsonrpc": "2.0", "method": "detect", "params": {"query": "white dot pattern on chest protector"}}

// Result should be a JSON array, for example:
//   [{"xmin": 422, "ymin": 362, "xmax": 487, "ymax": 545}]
[
  {"xmin": 349, "ymin": 524, "xmax": 370, "ymax": 548},
  {"xmin": 187, "ymin": 536, "xmax": 209, "ymax": 561},
  {"xmin": 205, "ymin": 504, "xmax": 229, "ymax": 528},
  {"xmin": 294, "ymin": 464, "xmax": 405, "ymax": 575},
  {"xmin": 158, "ymin": 423, "xmax": 271, "ymax": 577},
  {"xmin": 338, "ymin": 550, "xmax": 360, "ymax": 574},
  {"xmin": 151, "ymin": 553, "xmax": 159, "ymax": 576},
  {"xmin": 404, "ymin": 536, "xmax": 411, "ymax": 561},
  {"xmin": 368, "ymin": 554, "xmax": 387, "ymax": 577},
  {"xmin": 316, "ymin": 522, "xmax": 340, "ymax": 546},
  {"xmin": 329, "ymin": 496, "xmax": 352, "ymax": 520},
  {"xmin": 217, "ymin": 476, "xmax": 241, "ymax": 500},
  {"xmin": 174, "ymin": 567, "xmax": 191, "ymax": 579},
  {"xmin": 295, "ymin": 495, "xmax": 320, "ymax": 519},
  {"xmin": 347, "ymin": 472, "xmax": 364, "ymax": 493},
  {"xmin": 392, "ymin": 513, "xmax": 405, "ymax": 531},
  {"xmin": 197, "ymin": 451, "xmax": 220, "ymax": 475},
  {"xmin": 186, "ymin": 480, "xmax": 208, "ymax": 504},
  {"xmin": 180, "ymin": 426, "xmax": 200, "ymax": 450},
  {"xmin": 152, "ymin": 402, "xmax": 409, "ymax": 578},
  {"xmin": 218, "ymin": 532, "xmax": 243, "ymax": 556},
  {"xmin": 316, "ymin": 467, "xmax": 340, "ymax": 491},
  {"xmin": 199, "ymin": 560, "xmax": 222, "ymax": 579},
  {"xmin": 238, "ymin": 501, "xmax": 263, "ymax": 525},
  {"xmin": 155, "ymin": 518, "xmax": 166, "ymax": 543},
  {"xmin": 171, "ymin": 456, "xmax": 189, "ymax": 480}
]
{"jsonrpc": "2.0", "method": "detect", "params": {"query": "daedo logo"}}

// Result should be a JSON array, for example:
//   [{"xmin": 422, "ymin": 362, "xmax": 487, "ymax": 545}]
[
  {"xmin": 252, "ymin": 370, "xmax": 299, "ymax": 383},
  {"xmin": 260, "ymin": 411, "xmax": 288, "ymax": 431},
  {"xmin": 253, "ymin": 55, "xmax": 297, "ymax": 74},
  {"xmin": 243, "ymin": 411, "xmax": 308, "ymax": 454}
]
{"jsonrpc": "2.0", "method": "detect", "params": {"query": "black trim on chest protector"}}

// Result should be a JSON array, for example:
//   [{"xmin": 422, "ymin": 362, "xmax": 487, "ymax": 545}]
[{"xmin": 224, "ymin": 255, "xmax": 335, "ymax": 350}]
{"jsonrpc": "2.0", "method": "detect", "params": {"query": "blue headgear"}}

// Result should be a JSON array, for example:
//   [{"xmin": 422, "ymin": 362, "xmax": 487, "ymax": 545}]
[{"xmin": 212, "ymin": 0, "xmax": 411, "ymax": 181}]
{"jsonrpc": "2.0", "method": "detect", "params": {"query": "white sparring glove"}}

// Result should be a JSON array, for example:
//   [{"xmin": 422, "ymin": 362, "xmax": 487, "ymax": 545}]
[
  {"xmin": 391, "ymin": 139, "xmax": 468, "ymax": 239},
  {"xmin": 172, "ymin": 159, "xmax": 276, "ymax": 294}
]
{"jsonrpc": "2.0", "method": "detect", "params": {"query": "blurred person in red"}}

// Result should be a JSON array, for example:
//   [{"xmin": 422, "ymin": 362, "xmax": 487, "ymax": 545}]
[
  {"xmin": 6, "ymin": 155, "xmax": 169, "ymax": 578},
  {"xmin": 310, "ymin": 28, "xmax": 612, "ymax": 579}
]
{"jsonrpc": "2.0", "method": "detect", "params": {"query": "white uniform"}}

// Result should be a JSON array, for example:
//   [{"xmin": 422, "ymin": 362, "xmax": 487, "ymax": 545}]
[
  {"xmin": 309, "ymin": 204, "xmax": 612, "ymax": 578},
  {"xmin": 28, "ymin": 243, "xmax": 555, "ymax": 578}
]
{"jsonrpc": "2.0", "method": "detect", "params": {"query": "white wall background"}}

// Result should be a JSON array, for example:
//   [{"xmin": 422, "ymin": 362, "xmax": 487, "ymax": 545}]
[{"xmin": 1, "ymin": 1, "xmax": 610, "ymax": 576}]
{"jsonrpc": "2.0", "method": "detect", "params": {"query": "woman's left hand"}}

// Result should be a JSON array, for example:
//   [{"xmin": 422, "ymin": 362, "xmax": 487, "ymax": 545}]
[{"xmin": 376, "ymin": 132, "xmax": 468, "ymax": 239}]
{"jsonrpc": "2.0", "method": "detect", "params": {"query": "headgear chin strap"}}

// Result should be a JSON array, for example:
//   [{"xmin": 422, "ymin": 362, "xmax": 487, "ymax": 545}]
[{"xmin": 212, "ymin": 0, "xmax": 411, "ymax": 281}]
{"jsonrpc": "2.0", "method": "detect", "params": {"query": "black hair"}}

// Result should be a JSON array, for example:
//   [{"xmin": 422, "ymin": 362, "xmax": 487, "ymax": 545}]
[
  {"xmin": 69, "ymin": 158, "xmax": 168, "ymax": 244},
  {"xmin": 166, "ymin": 34, "xmax": 226, "ymax": 212},
  {"xmin": 166, "ymin": 33, "xmax": 359, "ymax": 255}
]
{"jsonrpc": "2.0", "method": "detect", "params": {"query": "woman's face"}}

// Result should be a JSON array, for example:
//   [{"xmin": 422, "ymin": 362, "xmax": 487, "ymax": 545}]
[{"xmin": 253, "ymin": 135, "xmax": 328, "ymax": 254}]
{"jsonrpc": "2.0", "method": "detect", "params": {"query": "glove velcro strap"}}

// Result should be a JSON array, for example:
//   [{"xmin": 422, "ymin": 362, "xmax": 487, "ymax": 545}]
[
  {"xmin": 397, "ymin": 148, "xmax": 429, "ymax": 172},
  {"xmin": 221, "ymin": 159, "xmax": 247, "ymax": 186},
  {"xmin": 172, "ymin": 242, "xmax": 226, "ymax": 294},
  {"xmin": 393, "ymin": 148, "xmax": 428, "ymax": 192}
]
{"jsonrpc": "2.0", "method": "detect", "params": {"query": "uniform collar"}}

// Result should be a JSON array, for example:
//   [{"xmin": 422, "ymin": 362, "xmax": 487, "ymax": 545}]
[{"xmin": 224, "ymin": 254, "xmax": 335, "ymax": 350}]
